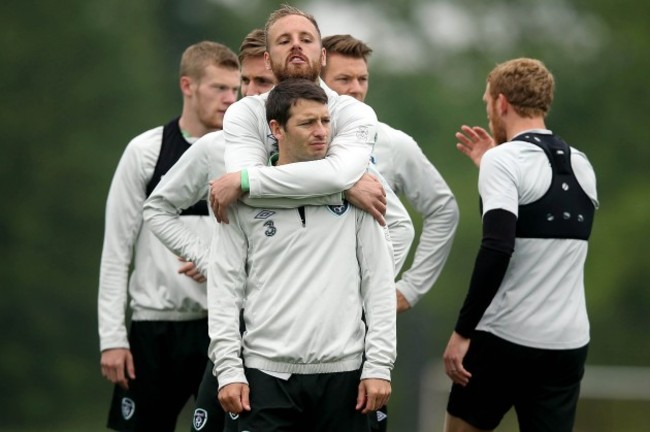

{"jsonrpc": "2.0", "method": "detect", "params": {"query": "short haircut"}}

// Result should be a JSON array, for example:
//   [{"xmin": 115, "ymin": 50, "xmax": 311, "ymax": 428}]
[
  {"xmin": 322, "ymin": 34, "xmax": 372, "ymax": 60},
  {"xmin": 239, "ymin": 29, "xmax": 266, "ymax": 63},
  {"xmin": 266, "ymin": 79, "xmax": 328, "ymax": 128},
  {"xmin": 321, "ymin": 34, "xmax": 373, "ymax": 77},
  {"xmin": 487, "ymin": 58, "xmax": 555, "ymax": 118},
  {"xmin": 179, "ymin": 41, "xmax": 239, "ymax": 81},
  {"xmin": 264, "ymin": 4, "xmax": 322, "ymax": 51}
]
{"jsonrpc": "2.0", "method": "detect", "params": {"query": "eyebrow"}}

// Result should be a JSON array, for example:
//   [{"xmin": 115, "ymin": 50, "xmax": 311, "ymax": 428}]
[{"xmin": 275, "ymin": 30, "xmax": 316, "ymax": 41}]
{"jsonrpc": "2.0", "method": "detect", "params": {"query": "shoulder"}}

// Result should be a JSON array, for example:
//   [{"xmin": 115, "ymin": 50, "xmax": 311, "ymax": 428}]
[
  {"xmin": 376, "ymin": 122, "xmax": 418, "ymax": 150},
  {"xmin": 224, "ymin": 95, "xmax": 266, "ymax": 120},
  {"xmin": 127, "ymin": 125, "xmax": 163, "ymax": 150},
  {"xmin": 192, "ymin": 130, "xmax": 224, "ymax": 152},
  {"xmin": 482, "ymin": 140, "xmax": 542, "ymax": 164},
  {"xmin": 480, "ymin": 142, "xmax": 526, "ymax": 176},
  {"xmin": 329, "ymin": 94, "xmax": 377, "ymax": 123},
  {"xmin": 120, "ymin": 126, "xmax": 164, "ymax": 165}
]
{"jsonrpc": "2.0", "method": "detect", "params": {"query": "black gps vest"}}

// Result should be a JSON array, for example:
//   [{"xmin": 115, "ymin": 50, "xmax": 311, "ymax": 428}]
[
  {"xmin": 514, "ymin": 133, "xmax": 594, "ymax": 240},
  {"xmin": 145, "ymin": 118, "xmax": 209, "ymax": 216}
]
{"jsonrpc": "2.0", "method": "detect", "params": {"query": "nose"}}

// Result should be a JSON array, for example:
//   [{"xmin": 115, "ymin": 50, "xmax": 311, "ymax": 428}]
[
  {"xmin": 246, "ymin": 83, "xmax": 262, "ymax": 97},
  {"xmin": 314, "ymin": 122, "xmax": 328, "ymax": 138},
  {"xmin": 242, "ymin": 84, "xmax": 253, "ymax": 97},
  {"xmin": 290, "ymin": 36, "xmax": 305, "ymax": 51},
  {"xmin": 349, "ymin": 80, "xmax": 363, "ymax": 101},
  {"xmin": 224, "ymin": 89, "xmax": 238, "ymax": 104}
]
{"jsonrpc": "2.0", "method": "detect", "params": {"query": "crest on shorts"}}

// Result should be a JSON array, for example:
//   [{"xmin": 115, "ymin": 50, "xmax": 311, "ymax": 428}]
[
  {"xmin": 376, "ymin": 409, "xmax": 388, "ymax": 422},
  {"xmin": 121, "ymin": 397, "xmax": 135, "ymax": 420},
  {"xmin": 327, "ymin": 201, "xmax": 350, "ymax": 216},
  {"xmin": 193, "ymin": 408, "xmax": 208, "ymax": 430},
  {"xmin": 229, "ymin": 411, "xmax": 240, "ymax": 420}
]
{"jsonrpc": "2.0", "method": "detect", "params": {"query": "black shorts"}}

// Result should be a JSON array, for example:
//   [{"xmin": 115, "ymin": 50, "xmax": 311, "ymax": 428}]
[
  {"xmin": 368, "ymin": 405, "xmax": 388, "ymax": 432},
  {"xmin": 106, "ymin": 318, "xmax": 209, "ymax": 432},
  {"xmin": 447, "ymin": 331, "xmax": 588, "ymax": 431},
  {"xmin": 191, "ymin": 360, "xmax": 225, "ymax": 432},
  {"xmin": 224, "ymin": 367, "xmax": 369, "ymax": 432}
]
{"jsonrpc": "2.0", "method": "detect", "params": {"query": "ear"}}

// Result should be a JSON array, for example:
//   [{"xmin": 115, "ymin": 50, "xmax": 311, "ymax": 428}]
[
  {"xmin": 497, "ymin": 93, "xmax": 509, "ymax": 115},
  {"xmin": 264, "ymin": 52, "xmax": 272, "ymax": 70},
  {"xmin": 320, "ymin": 47, "xmax": 326, "ymax": 67},
  {"xmin": 180, "ymin": 76, "xmax": 193, "ymax": 96},
  {"xmin": 269, "ymin": 119, "xmax": 283, "ymax": 140}
]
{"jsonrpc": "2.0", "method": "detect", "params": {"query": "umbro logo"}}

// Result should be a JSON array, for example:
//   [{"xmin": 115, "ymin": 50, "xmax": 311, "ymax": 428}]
[{"xmin": 255, "ymin": 210, "xmax": 276, "ymax": 219}]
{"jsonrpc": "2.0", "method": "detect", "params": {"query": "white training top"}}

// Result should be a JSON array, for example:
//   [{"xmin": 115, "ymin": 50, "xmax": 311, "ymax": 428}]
[
  {"xmin": 97, "ymin": 126, "xmax": 211, "ymax": 352},
  {"xmin": 476, "ymin": 129, "xmax": 599, "ymax": 349},
  {"xmin": 372, "ymin": 122, "xmax": 459, "ymax": 306},
  {"xmin": 143, "ymin": 131, "xmax": 414, "ymax": 277},
  {"xmin": 224, "ymin": 80, "xmax": 377, "ymax": 198},
  {"xmin": 209, "ymin": 200, "xmax": 397, "ymax": 389}
]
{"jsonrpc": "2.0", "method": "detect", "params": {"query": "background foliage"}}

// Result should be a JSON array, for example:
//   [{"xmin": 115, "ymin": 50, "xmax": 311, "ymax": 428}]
[{"xmin": 1, "ymin": 0, "xmax": 648, "ymax": 430}]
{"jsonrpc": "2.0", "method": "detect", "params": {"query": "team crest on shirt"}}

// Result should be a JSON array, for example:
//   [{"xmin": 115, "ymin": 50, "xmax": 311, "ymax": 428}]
[
  {"xmin": 356, "ymin": 126, "xmax": 369, "ymax": 141},
  {"xmin": 193, "ymin": 408, "xmax": 208, "ymax": 430},
  {"xmin": 121, "ymin": 397, "xmax": 135, "ymax": 420},
  {"xmin": 327, "ymin": 201, "xmax": 350, "ymax": 216}
]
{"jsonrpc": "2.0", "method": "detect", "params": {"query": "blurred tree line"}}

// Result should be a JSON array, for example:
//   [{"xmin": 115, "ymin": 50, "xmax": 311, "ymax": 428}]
[{"xmin": 0, "ymin": 0, "xmax": 647, "ymax": 430}]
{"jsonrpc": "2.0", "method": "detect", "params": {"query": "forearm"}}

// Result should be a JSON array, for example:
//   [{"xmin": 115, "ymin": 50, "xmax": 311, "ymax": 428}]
[
  {"xmin": 208, "ymin": 296, "xmax": 246, "ymax": 388},
  {"xmin": 245, "ymin": 150, "xmax": 368, "ymax": 198},
  {"xmin": 454, "ymin": 209, "xmax": 516, "ymax": 337},
  {"xmin": 143, "ymin": 197, "xmax": 210, "ymax": 274},
  {"xmin": 378, "ymin": 165, "xmax": 414, "ymax": 273},
  {"xmin": 358, "ymin": 214, "xmax": 397, "ymax": 381},
  {"xmin": 207, "ymin": 208, "xmax": 248, "ymax": 387},
  {"xmin": 241, "ymin": 191, "xmax": 344, "ymax": 208},
  {"xmin": 396, "ymin": 195, "xmax": 460, "ymax": 306},
  {"xmin": 98, "ymin": 255, "xmax": 131, "ymax": 350}
]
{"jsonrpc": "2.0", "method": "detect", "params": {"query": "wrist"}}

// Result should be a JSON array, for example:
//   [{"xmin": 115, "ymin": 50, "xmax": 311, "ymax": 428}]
[{"xmin": 240, "ymin": 169, "xmax": 249, "ymax": 192}]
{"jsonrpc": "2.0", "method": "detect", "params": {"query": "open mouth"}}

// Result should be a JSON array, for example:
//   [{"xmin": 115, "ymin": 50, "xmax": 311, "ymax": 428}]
[{"xmin": 288, "ymin": 54, "xmax": 307, "ymax": 64}]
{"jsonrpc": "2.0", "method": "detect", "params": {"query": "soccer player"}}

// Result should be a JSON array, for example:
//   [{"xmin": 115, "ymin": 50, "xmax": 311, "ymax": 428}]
[
  {"xmin": 142, "ymin": 29, "xmax": 276, "ymax": 432},
  {"xmin": 97, "ymin": 41, "xmax": 239, "ymax": 431},
  {"xmin": 212, "ymin": 77, "xmax": 397, "ymax": 432},
  {"xmin": 144, "ymin": 27, "xmax": 411, "ymax": 432},
  {"xmin": 320, "ymin": 34, "xmax": 459, "ymax": 313},
  {"xmin": 208, "ymin": 6, "xmax": 415, "ymax": 270},
  {"xmin": 319, "ymin": 32, "xmax": 460, "ymax": 431},
  {"xmin": 443, "ymin": 58, "xmax": 598, "ymax": 432}
]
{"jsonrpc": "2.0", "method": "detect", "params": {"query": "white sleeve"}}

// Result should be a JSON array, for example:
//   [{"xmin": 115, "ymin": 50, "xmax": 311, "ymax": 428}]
[
  {"xmin": 367, "ymin": 163, "xmax": 414, "ymax": 275},
  {"xmin": 225, "ymin": 97, "xmax": 377, "ymax": 198},
  {"xmin": 389, "ymin": 133, "xmax": 460, "ymax": 307},
  {"xmin": 240, "ymin": 193, "xmax": 344, "ymax": 208},
  {"xmin": 356, "ymin": 210, "xmax": 397, "ymax": 382},
  {"xmin": 98, "ymin": 136, "xmax": 154, "ymax": 351},
  {"xmin": 479, "ymin": 146, "xmax": 520, "ymax": 216},
  {"xmin": 208, "ymin": 206, "xmax": 248, "ymax": 389},
  {"xmin": 142, "ymin": 136, "xmax": 215, "ymax": 275}
]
